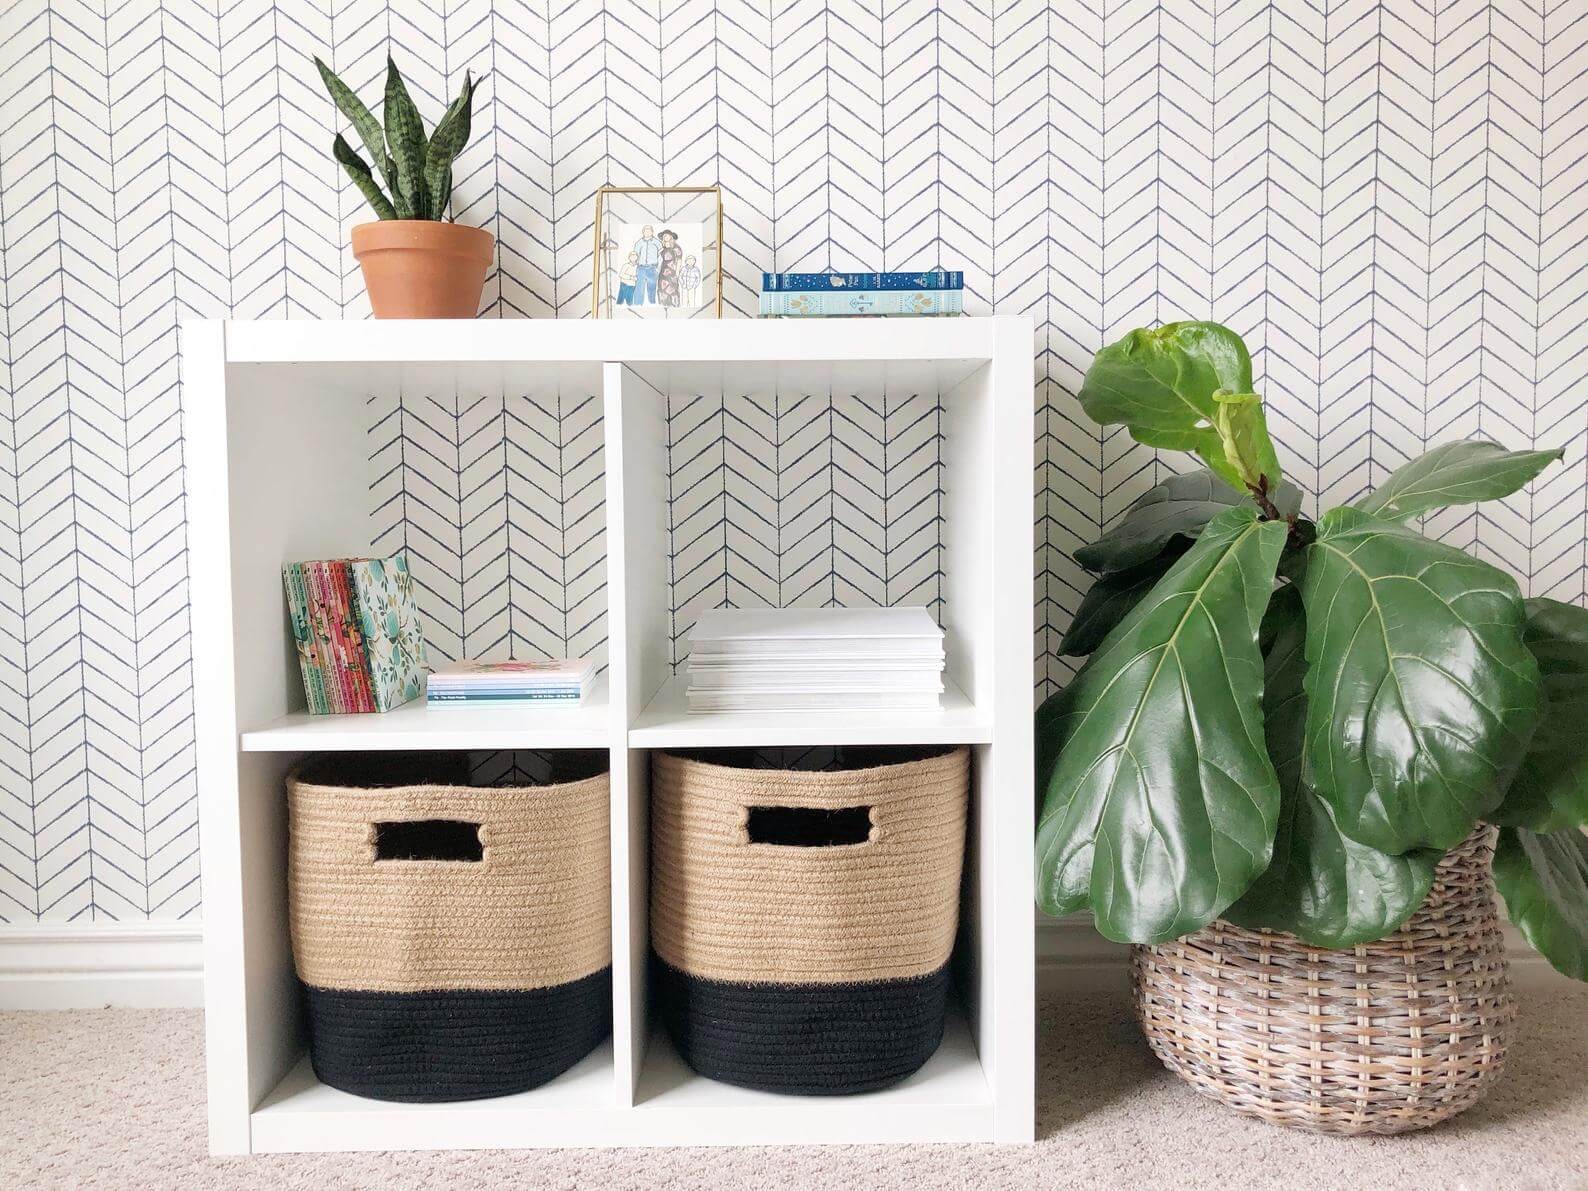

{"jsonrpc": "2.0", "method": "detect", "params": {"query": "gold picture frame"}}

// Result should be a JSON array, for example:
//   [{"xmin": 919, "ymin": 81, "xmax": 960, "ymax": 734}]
[{"xmin": 591, "ymin": 185, "xmax": 724, "ymax": 318}]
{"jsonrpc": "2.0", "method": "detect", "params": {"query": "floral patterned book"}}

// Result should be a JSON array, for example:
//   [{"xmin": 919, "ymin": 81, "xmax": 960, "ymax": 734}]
[
  {"xmin": 283, "ymin": 553, "xmax": 428, "ymax": 714},
  {"xmin": 281, "ymin": 563, "xmax": 331, "ymax": 715},
  {"xmin": 304, "ymin": 561, "xmax": 352, "ymax": 713},
  {"xmin": 346, "ymin": 553, "xmax": 428, "ymax": 712},
  {"xmin": 326, "ymin": 560, "xmax": 378, "ymax": 713}
]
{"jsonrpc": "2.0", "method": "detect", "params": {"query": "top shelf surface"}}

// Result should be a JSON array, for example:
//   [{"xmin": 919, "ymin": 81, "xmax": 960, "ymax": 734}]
[{"xmin": 201, "ymin": 316, "xmax": 1023, "ymax": 365}]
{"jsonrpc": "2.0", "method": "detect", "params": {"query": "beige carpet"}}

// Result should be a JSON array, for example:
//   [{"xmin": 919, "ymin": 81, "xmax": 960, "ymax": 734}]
[{"xmin": 3, "ymin": 983, "xmax": 1586, "ymax": 1190}]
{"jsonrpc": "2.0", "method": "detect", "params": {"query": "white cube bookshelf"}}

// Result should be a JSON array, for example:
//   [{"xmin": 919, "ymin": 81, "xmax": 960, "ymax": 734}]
[{"xmin": 183, "ymin": 317, "xmax": 1035, "ymax": 1154}]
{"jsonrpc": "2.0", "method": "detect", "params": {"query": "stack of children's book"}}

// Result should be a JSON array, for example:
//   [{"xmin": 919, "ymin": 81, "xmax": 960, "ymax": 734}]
[
  {"xmin": 283, "ymin": 553, "xmax": 428, "ymax": 714},
  {"xmin": 426, "ymin": 659, "xmax": 596, "ymax": 707},
  {"xmin": 758, "ymin": 270, "xmax": 963, "ymax": 317}
]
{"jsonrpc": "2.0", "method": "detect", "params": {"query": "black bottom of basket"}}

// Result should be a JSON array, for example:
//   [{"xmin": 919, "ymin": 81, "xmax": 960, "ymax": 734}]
[
  {"xmin": 653, "ymin": 955, "xmax": 949, "ymax": 1096},
  {"xmin": 303, "ymin": 967, "xmax": 612, "ymax": 1103}
]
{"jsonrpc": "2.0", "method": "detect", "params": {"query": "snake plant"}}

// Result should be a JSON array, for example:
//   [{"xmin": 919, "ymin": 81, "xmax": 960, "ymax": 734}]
[
  {"xmin": 1036, "ymin": 320, "xmax": 1588, "ymax": 982},
  {"xmin": 314, "ymin": 55, "xmax": 476, "ymax": 221}
]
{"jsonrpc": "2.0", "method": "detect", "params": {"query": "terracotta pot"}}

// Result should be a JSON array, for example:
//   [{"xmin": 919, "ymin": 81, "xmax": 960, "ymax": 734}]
[{"xmin": 351, "ymin": 220, "xmax": 494, "ymax": 318}]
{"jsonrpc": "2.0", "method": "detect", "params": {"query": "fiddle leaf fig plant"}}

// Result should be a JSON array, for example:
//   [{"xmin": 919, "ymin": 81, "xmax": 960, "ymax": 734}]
[
  {"xmin": 314, "ymin": 55, "xmax": 476, "ymax": 221},
  {"xmin": 1037, "ymin": 320, "xmax": 1588, "ymax": 982}
]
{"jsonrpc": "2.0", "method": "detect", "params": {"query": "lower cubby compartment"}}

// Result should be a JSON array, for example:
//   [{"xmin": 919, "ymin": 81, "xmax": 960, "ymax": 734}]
[
  {"xmin": 247, "ymin": 1004, "xmax": 990, "ymax": 1152},
  {"xmin": 222, "ymin": 730, "xmax": 1014, "ymax": 1151}
]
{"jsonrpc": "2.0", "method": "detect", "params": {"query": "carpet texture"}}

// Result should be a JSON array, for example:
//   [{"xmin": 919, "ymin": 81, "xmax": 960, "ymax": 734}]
[{"xmin": 3, "ymin": 984, "xmax": 1586, "ymax": 1190}]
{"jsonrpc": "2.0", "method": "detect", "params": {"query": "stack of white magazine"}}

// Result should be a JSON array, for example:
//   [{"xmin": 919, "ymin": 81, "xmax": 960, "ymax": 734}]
[{"xmin": 686, "ymin": 607, "xmax": 945, "ymax": 713}]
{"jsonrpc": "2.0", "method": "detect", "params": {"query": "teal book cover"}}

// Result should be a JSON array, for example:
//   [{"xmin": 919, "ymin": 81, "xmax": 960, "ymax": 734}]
[
  {"xmin": 758, "ymin": 289, "xmax": 965, "ymax": 317},
  {"xmin": 347, "ymin": 553, "xmax": 429, "ymax": 712}
]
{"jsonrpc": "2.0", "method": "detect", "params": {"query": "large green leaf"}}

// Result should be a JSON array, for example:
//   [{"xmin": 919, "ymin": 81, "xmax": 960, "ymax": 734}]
[
  {"xmin": 314, "ymin": 56, "xmax": 389, "ymax": 183},
  {"xmin": 383, "ymin": 56, "xmax": 429, "ymax": 219},
  {"xmin": 1491, "ymin": 599, "xmax": 1588, "ymax": 832},
  {"xmin": 1076, "ymin": 468, "xmax": 1302, "ymax": 574},
  {"xmin": 1356, "ymin": 439, "xmax": 1564, "ymax": 522},
  {"xmin": 1225, "ymin": 586, "xmax": 1441, "ymax": 946},
  {"xmin": 1059, "ymin": 548, "xmax": 1185, "ymax": 657},
  {"xmin": 1492, "ymin": 827, "xmax": 1588, "ymax": 982},
  {"xmin": 331, "ymin": 134, "xmax": 396, "ymax": 220},
  {"xmin": 1078, "ymin": 322, "xmax": 1254, "ymax": 489},
  {"xmin": 424, "ymin": 70, "xmax": 474, "ymax": 218},
  {"xmin": 1035, "ymin": 507, "xmax": 1288, "ymax": 943},
  {"xmin": 1299, "ymin": 507, "xmax": 1541, "ymax": 854}
]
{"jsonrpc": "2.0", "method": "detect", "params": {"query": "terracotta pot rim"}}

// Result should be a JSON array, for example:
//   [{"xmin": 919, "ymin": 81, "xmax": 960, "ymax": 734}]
[{"xmin": 351, "ymin": 220, "xmax": 495, "ymax": 264}]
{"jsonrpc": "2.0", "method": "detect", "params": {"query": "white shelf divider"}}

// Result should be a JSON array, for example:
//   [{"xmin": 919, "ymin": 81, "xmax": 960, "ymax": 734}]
[{"xmin": 184, "ymin": 317, "xmax": 1035, "ymax": 1154}]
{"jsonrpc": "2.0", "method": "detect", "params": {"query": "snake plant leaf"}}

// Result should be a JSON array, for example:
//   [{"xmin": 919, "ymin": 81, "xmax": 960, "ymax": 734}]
[
  {"xmin": 1060, "ymin": 549, "xmax": 1184, "ymax": 657},
  {"xmin": 1078, "ymin": 322, "xmax": 1256, "ymax": 490},
  {"xmin": 1356, "ymin": 439, "xmax": 1565, "ymax": 522},
  {"xmin": 1225, "ymin": 585, "xmax": 1441, "ymax": 946},
  {"xmin": 383, "ymin": 56, "xmax": 428, "ymax": 219},
  {"xmin": 331, "ymin": 134, "xmax": 396, "ymax": 221},
  {"xmin": 1075, "ymin": 468, "xmax": 1302, "ymax": 574},
  {"xmin": 1299, "ymin": 507, "xmax": 1541, "ymax": 855},
  {"xmin": 1035, "ymin": 506, "xmax": 1288, "ymax": 943},
  {"xmin": 1490, "ymin": 599, "xmax": 1588, "ymax": 833},
  {"xmin": 424, "ymin": 71, "xmax": 474, "ymax": 219},
  {"xmin": 1492, "ymin": 827, "xmax": 1588, "ymax": 982},
  {"xmin": 314, "ymin": 57, "xmax": 389, "ymax": 183}
]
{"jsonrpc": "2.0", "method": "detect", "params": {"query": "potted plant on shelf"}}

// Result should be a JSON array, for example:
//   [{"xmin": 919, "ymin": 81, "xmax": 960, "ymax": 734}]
[
  {"xmin": 1037, "ymin": 320, "xmax": 1588, "ymax": 1135},
  {"xmin": 314, "ymin": 55, "xmax": 490, "ymax": 318}
]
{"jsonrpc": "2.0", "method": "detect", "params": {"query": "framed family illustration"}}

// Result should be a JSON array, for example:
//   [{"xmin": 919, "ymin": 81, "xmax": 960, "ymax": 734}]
[{"xmin": 591, "ymin": 185, "xmax": 724, "ymax": 318}]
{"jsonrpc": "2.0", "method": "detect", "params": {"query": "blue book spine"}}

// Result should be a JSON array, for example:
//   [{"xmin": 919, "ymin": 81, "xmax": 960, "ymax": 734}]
[
  {"xmin": 762, "ymin": 271, "xmax": 963, "ymax": 291},
  {"xmin": 758, "ymin": 289, "xmax": 965, "ymax": 317}
]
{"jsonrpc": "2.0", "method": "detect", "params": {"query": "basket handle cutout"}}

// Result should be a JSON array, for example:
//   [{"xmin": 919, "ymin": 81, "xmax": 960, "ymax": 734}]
[
  {"xmin": 745, "ymin": 804, "xmax": 872, "ymax": 847},
  {"xmin": 372, "ymin": 819, "xmax": 483, "ymax": 862}
]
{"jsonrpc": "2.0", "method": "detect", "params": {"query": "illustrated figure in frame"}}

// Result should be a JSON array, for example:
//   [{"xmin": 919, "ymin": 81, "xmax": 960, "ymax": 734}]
[
  {"xmin": 658, "ymin": 228, "xmax": 682, "ymax": 307},
  {"xmin": 632, "ymin": 224, "xmax": 661, "ymax": 304},
  {"xmin": 680, "ymin": 254, "xmax": 701, "ymax": 307},
  {"xmin": 617, "ymin": 252, "xmax": 638, "ymax": 306}
]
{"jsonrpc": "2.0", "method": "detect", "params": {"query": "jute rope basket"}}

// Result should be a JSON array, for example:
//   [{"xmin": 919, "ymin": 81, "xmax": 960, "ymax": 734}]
[
  {"xmin": 288, "ymin": 751, "xmax": 611, "ymax": 1103},
  {"xmin": 651, "ymin": 745, "xmax": 969, "ymax": 1095},
  {"xmin": 1131, "ymin": 826, "xmax": 1515, "ymax": 1135}
]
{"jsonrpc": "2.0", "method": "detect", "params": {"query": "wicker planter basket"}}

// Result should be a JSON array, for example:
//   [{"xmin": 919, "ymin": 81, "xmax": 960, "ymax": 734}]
[
  {"xmin": 287, "ymin": 752, "xmax": 611, "ymax": 1103},
  {"xmin": 650, "ymin": 745, "xmax": 969, "ymax": 1095},
  {"xmin": 1131, "ymin": 826, "xmax": 1515, "ymax": 1135}
]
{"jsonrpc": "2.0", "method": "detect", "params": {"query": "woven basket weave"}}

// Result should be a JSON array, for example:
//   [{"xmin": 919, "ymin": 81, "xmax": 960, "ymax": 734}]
[
  {"xmin": 1131, "ymin": 826, "xmax": 1515, "ymax": 1135},
  {"xmin": 288, "ymin": 752, "xmax": 611, "ymax": 1103},
  {"xmin": 651, "ymin": 745, "xmax": 969, "ymax": 1095}
]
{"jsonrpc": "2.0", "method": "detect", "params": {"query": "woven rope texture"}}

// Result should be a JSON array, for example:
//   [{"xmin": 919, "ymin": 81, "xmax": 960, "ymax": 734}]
[
  {"xmin": 1132, "ymin": 827, "xmax": 1515, "ymax": 1135},
  {"xmin": 653, "ymin": 956, "xmax": 950, "ymax": 1095},
  {"xmin": 303, "ymin": 970, "xmax": 612, "ymax": 1103},
  {"xmin": 288, "ymin": 758, "xmax": 610, "ymax": 993},
  {"xmin": 650, "ymin": 745, "xmax": 968, "ymax": 985}
]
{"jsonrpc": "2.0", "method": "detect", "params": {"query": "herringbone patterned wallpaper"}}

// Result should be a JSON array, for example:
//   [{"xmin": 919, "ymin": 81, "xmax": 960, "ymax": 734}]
[{"xmin": 1, "ymin": 1, "xmax": 1584, "ymax": 923}]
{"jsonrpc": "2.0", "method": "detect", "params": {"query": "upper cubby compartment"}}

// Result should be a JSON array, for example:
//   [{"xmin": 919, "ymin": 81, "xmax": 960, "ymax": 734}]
[
  {"xmin": 608, "ymin": 356, "xmax": 1006, "ymax": 749},
  {"xmin": 208, "ymin": 352, "xmax": 610, "ymax": 751}
]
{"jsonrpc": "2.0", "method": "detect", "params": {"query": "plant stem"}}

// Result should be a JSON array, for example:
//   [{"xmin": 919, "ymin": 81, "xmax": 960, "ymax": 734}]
[{"xmin": 1249, "ymin": 475, "xmax": 1313, "ymax": 553}]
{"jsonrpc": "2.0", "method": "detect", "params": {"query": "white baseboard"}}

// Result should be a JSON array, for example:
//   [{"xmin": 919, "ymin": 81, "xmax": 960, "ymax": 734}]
[
  {"xmin": 0, "ymin": 922, "xmax": 204, "ymax": 1009},
  {"xmin": 1036, "ymin": 914, "xmax": 1566, "ymax": 993}
]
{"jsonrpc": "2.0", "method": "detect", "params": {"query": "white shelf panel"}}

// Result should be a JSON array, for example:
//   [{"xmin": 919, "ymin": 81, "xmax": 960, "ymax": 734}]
[
  {"xmin": 240, "ymin": 677, "xmax": 610, "ymax": 751},
  {"xmin": 627, "ymin": 676, "xmax": 991, "ymax": 748},
  {"xmin": 629, "ymin": 1007, "xmax": 993, "ymax": 1145},
  {"xmin": 217, "ymin": 317, "xmax": 1001, "ymax": 366},
  {"xmin": 250, "ymin": 1043, "xmax": 618, "ymax": 1153}
]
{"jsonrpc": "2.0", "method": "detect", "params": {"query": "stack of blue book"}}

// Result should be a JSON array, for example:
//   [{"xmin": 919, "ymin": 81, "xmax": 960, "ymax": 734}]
[{"xmin": 759, "ymin": 270, "xmax": 963, "ymax": 317}]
